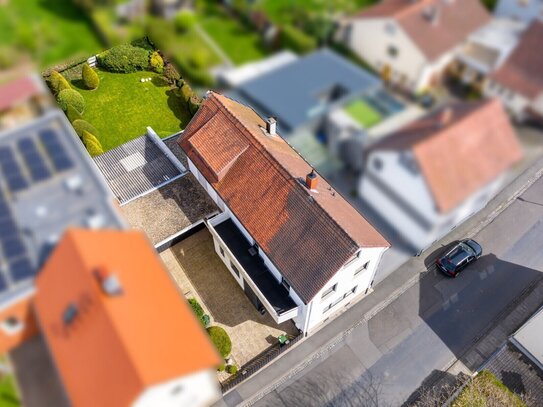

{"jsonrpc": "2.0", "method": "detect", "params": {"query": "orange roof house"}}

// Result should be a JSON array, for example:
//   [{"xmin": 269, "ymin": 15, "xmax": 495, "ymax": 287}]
[{"xmin": 34, "ymin": 229, "xmax": 221, "ymax": 407}]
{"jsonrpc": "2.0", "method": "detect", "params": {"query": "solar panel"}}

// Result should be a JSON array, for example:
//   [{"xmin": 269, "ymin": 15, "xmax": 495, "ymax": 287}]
[
  {"xmin": 8, "ymin": 258, "xmax": 35, "ymax": 282},
  {"xmin": 2, "ymin": 237, "xmax": 25, "ymax": 260},
  {"xmin": 17, "ymin": 138, "xmax": 51, "ymax": 182},
  {"xmin": 0, "ymin": 146, "xmax": 28, "ymax": 192},
  {"xmin": 39, "ymin": 129, "xmax": 74, "ymax": 171}
]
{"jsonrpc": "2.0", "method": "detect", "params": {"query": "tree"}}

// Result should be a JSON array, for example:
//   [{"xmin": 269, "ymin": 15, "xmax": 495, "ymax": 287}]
[
  {"xmin": 82, "ymin": 63, "xmax": 99, "ymax": 90},
  {"xmin": 72, "ymin": 119, "xmax": 99, "ymax": 139},
  {"xmin": 81, "ymin": 130, "xmax": 103, "ymax": 157},
  {"xmin": 66, "ymin": 104, "xmax": 83, "ymax": 123},
  {"xmin": 48, "ymin": 71, "xmax": 71, "ymax": 94},
  {"xmin": 149, "ymin": 51, "xmax": 164, "ymax": 74},
  {"xmin": 57, "ymin": 89, "xmax": 85, "ymax": 113},
  {"xmin": 162, "ymin": 64, "xmax": 180, "ymax": 85}
]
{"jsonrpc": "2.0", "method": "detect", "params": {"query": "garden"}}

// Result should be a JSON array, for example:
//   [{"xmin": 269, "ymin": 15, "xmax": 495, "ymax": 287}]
[
  {"xmin": 345, "ymin": 99, "xmax": 383, "ymax": 128},
  {"xmin": 44, "ymin": 40, "xmax": 200, "ymax": 155}
]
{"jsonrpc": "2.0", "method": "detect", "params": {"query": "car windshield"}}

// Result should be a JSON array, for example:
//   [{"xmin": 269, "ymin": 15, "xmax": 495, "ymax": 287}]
[{"xmin": 447, "ymin": 243, "xmax": 474, "ymax": 264}]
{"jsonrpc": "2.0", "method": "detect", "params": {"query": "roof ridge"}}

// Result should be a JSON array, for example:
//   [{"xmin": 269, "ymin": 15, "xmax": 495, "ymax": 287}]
[{"xmin": 210, "ymin": 93, "xmax": 359, "ymax": 252}]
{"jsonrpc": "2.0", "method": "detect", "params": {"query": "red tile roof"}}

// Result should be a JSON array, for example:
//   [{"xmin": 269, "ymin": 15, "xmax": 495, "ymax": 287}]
[
  {"xmin": 35, "ymin": 229, "xmax": 220, "ymax": 407},
  {"xmin": 370, "ymin": 99, "xmax": 523, "ymax": 213},
  {"xmin": 491, "ymin": 20, "xmax": 543, "ymax": 100},
  {"xmin": 179, "ymin": 92, "xmax": 389, "ymax": 303},
  {"xmin": 0, "ymin": 76, "xmax": 41, "ymax": 112},
  {"xmin": 357, "ymin": 0, "xmax": 490, "ymax": 60}
]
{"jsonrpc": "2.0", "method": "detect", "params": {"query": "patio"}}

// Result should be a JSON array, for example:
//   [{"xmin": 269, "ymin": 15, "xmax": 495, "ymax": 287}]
[{"xmin": 160, "ymin": 228, "xmax": 299, "ymax": 370}]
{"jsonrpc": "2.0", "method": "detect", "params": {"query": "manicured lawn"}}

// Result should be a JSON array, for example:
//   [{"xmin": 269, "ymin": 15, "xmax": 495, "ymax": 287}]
[
  {"xmin": 199, "ymin": 15, "xmax": 268, "ymax": 65},
  {"xmin": 345, "ymin": 99, "xmax": 382, "ymax": 128},
  {"xmin": 0, "ymin": 0, "xmax": 102, "ymax": 68},
  {"xmin": 0, "ymin": 374, "xmax": 19, "ymax": 407},
  {"xmin": 73, "ymin": 69, "xmax": 191, "ymax": 151},
  {"xmin": 452, "ymin": 371, "xmax": 525, "ymax": 407}
]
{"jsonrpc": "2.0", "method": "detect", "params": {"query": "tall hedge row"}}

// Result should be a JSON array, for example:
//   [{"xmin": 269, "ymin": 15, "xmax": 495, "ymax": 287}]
[
  {"xmin": 82, "ymin": 63, "xmax": 100, "ymax": 90},
  {"xmin": 97, "ymin": 44, "xmax": 151, "ymax": 73}
]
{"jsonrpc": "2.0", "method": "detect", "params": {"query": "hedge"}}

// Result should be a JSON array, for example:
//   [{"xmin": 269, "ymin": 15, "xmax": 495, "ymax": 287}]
[
  {"xmin": 41, "ymin": 55, "xmax": 89, "ymax": 78},
  {"xmin": 163, "ymin": 63, "xmax": 180, "ymax": 85},
  {"xmin": 48, "ymin": 71, "xmax": 71, "ymax": 95},
  {"xmin": 279, "ymin": 25, "xmax": 317, "ymax": 54},
  {"xmin": 66, "ymin": 104, "xmax": 83, "ymax": 123},
  {"xmin": 226, "ymin": 365, "xmax": 238, "ymax": 375},
  {"xmin": 82, "ymin": 130, "xmax": 104, "ymax": 157},
  {"xmin": 72, "ymin": 119, "xmax": 99, "ymax": 139},
  {"xmin": 188, "ymin": 298, "xmax": 209, "ymax": 327},
  {"xmin": 82, "ymin": 63, "xmax": 100, "ymax": 90},
  {"xmin": 207, "ymin": 326, "xmax": 232, "ymax": 358},
  {"xmin": 97, "ymin": 44, "xmax": 150, "ymax": 73},
  {"xmin": 150, "ymin": 51, "xmax": 164, "ymax": 74},
  {"xmin": 57, "ymin": 89, "xmax": 85, "ymax": 113}
]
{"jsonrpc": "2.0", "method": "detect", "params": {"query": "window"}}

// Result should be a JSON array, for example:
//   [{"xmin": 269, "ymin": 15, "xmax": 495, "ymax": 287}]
[
  {"xmin": 323, "ymin": 286, "xmax": 358, "ymax": 314},
  {"xmin": 171, "ymin": 385, "xmax": 183, "ymax": 396},
  {"xmin": 321, "ymin": 283, "xmax": 337, "ymax": 299},
  {"xmin": 373, "ymin": 157, "xmax": 383, "ymax": 171},
  {"xmin": 344, "ymin": 251, "xmax": 360, "ymax": 268},
  {"xmin": 387, "ymin": 45, "xmax": 399, "ymax": 58},
  {"xmin": 219, "ymin": 246, "xmax": 225, "ymax": 257},
  {"xmin": 230, "ymin": 261, "xmax": 240, "ymax": 278},
  {"xmin": 385, "ymin": 22, "xmax": 396, "ymax": 35},
  {"xmin": 354, "ymin": 262, "xmax": 370, "ymax": 278},
  {"xmin": 1, "ymin": 317, "xmax": 23, "ymax": 335}
]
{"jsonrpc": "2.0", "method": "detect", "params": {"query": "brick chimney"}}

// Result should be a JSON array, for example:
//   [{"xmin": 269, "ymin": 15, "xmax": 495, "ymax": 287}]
[
  {"xmin": 306, "ymin": 170, "xmax": 318, "ymax": 190},
  {"xmin": 266, "ymin": 117, "xmax": 276, "ymax": 136},
  {"xmin": 439, "ymin": 107, "xmax": 453, "ymax": 127}
]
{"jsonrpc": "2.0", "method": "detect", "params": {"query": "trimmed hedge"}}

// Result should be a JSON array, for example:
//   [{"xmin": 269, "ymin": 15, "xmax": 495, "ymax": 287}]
[
  {"xmin": 207, "ymin": 326, "xmax": 232, "ymax": 358},
  {"xmin": 188, "ymin": 298, "xmax": 209, "ymax": 327},
  {"xmin": 57, "ymin": 89, "xmax": 85, "ymax": 113},
  {"xmin": 82, "ymin": 63, "xmax": 100, "ymax": 90},
  {"xmin": 72, "ymin": 119, "xmax": 99, "ymax": 139},
  {"xmin": 82, "ymin": 130, "xmax": 104, "ymax": 157},
  {"xmin": 279, "ymin": 25, "xmax": 317, "ymax": 54},
  {"xmin": 66, "ymin": 104, "xmax": 83, "ymax": 123},
  {"xmin": 48, "ymin": 71, "xmax": 71, "ymax": 95},
  {"xmin": 150, "ymin": 51, "xmax": 164, "ymax": 74},
  {"xmin": 226, "ymin": 365, "xmax": 238, "ymax": 375},
  {"xmin": 163, "ymin": 63, "xmax": 180, "ymax": 85},
  {"xmin": 97, "ymin": 44, "xmax": 150, "ymax": 73}
]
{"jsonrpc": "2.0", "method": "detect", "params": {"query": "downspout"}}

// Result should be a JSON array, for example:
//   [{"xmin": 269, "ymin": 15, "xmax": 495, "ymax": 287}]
[{"xmin": 303, "ymin": 300, "xmax": 313, "ymax": 337}]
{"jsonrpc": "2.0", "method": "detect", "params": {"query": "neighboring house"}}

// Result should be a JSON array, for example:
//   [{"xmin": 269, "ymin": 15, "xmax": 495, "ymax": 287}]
[
  {"xmin": 179, "ymin": 92, "xmax": 390, "ymax": 334},
  {"xmin": 455, "ymin": 18, "xmax": 525, "ymax": 86},
  {"xmin": 494, "ymin": 0, "xmax": 543, "ymax": 24},
  {"xmin": 510, "ymin": 305, "xmax": 543, "ymax": 372},
  {"xmin": 152, "ymin": 0, "xmax": 192, "ymax": 19},
  {"xmin": 341, "ymin": 0, "xmax": 490, "ymax": 92},
  {"xmin": 0, "ymin": 110, "xmax": 125, "ymax": 355},
  {"xmin": 359, "ymin": 99, "xmax": 522, "ymax": 251},
  {"xmin": 484, "ymin": 20, "xmax": 543, "ymax": 122},
  {"xmin": 34, "ymin": 229, "xmax": 221, "ymax": 407}
]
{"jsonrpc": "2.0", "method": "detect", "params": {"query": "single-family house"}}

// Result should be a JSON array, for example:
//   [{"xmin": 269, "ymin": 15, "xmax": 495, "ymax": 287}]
[
  {"xmin": 179, "ymin": 92, "xmax": 390, "ymax": 334},
  {"xmin": 484, "ymin": 20, "xmax": 543, "ymax": 123},
  {"xmin": 35, "ymin": 229, "xmax": 221, "ymax": 407},
  {"xmin": 494, "ymin": 0, "xmax": 543, "ymax": 25},
  {"xmin": 359, "ymin": 99, "xmax": 522, "ymax": 251},
  {"xmin": 340, "ymin": 0, "xmax": 490, "ymax": 92}
]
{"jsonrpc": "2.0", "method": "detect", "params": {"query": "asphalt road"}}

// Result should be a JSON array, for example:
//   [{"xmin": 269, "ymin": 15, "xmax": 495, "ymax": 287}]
[{"xmin": 254, "ymin": 175, "xmax": 543, "ymax": 407}]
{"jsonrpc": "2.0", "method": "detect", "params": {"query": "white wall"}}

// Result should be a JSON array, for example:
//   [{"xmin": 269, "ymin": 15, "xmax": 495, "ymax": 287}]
[
  {"xmin": 132, "ymin": 369, "xmax": 220, "ymax": 407},
  {"xmin": 483, "ymin": 79, "xmax": 532, "ymax": 121}
]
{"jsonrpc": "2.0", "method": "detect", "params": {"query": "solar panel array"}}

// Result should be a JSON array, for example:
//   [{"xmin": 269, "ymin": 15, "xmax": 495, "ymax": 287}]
[{"xmin": 0, "ymin": 127, "xmax": 76, "ymax": 294}]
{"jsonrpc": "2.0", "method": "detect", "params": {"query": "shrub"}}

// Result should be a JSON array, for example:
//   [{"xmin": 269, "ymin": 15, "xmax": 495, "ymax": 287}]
[
  {"xmin": 207, "ymin": 326, "xmax": 232, "ymax": 358},
  {"xmin": 150, "ymin": 51, "xmax": 164, "ymax": 74},
  {"xmin": 72, "ymin": 120, "xmax": 99, "ymax": 139},
  {"xmin": 66, "ymin": 104, "xmax": 83, "ymax": 123},
  {"xmin": 81, "ymin": 130, "xmax": 104, "ymax": 157},
  {"xmin": 48, "ymin": 71, "xmax": 71, "ymax": 95},
  {"xmin": 226, "ymin": 365, "xmax": 238, "ymax": 375},
  {"xmin": 163, "ymin": 63, "xmax": 180, "ymax": 85},
  {"xmin": 175, "ymin": 10, "xmax": 196, "ymax": 32},
  {"xmin": 188, "ymin": 298, "xmax": 210, "ymax": 327},
  {"xmin": 217, "ymin": 364, "xmax": 225, "ymax": 372},
  {"xmin": 279, "ymin": 25, "xmax": 317, "ymax": 54},
  {"xmin": 57, "ymin": 89, "xmax": 85, "ymax": 113},
  {"xmin": 97, "ymin": 44, "xmax": 150, "ymax": 73},
  {"xmin": 188, "ymin": 94, "xmax": 202, "ymax": 115},
  {"xmin": 179, "ymin": 82, "xmax": 193, "ymax": 103},
  {"xmin": 82, "ymin": 63, "xmax": 100, "ymax": 90}
]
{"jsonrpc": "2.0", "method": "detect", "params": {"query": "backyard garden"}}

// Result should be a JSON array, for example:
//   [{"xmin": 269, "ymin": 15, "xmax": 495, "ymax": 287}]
[{"xmin": 44, "ymin": 40, "xmax": 199, "ymax": 155}]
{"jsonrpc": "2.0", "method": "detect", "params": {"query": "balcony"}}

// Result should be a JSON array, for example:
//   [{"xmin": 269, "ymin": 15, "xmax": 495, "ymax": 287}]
[{"xmin": 209, "ymin": 218, "xmax": 298, "ymax": 324}]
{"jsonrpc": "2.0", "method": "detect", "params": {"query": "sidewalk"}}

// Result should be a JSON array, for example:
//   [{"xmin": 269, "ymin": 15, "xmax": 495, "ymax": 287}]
[{"xmin": 214, "ymin": 154, "xmax": 543, "ymax": 407}]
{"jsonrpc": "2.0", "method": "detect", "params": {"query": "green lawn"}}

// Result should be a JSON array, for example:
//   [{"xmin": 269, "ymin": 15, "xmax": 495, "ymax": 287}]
[
  {"xmin": 199, "ymin": 15, "xmax": 268, "ymax": 65},
  {"xmin": 345, "ymin": 99, "xmax": 382, "ymax": 128},
  {"xmin": 0, "ymin": 0, "xmax": 102, "ymax": 68},
  {"xmin": 73, "ymin": 69, "xmax": 191, "ymax": 151},
  {"xmin": 0, "ymin": 374, "xmax": 19, "ymax": 407}
]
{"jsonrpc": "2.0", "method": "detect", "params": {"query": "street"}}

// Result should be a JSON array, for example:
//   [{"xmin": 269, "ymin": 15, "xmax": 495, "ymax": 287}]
[{"xmin": 251, "ymin": 171, "xmax": 543, "ymax": 406}]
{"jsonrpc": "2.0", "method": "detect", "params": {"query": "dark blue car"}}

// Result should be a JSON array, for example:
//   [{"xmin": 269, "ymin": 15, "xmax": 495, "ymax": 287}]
[{"xmin": 436, "ymin": 239, "xmax": 483, "ymax": 277}]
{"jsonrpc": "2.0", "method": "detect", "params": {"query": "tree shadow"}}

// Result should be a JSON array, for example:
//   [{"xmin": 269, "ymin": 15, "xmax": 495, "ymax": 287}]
[
  {"xmin": 70, "ymin": 79, "xmax": 87, "ymax": 91},
  {"xmin": 166, "ymin": 89, "xmax": 191, "ymax": 129},
  {"xmin": 151, "ymin": 75, "xmax": 169, "ymax": 88}
]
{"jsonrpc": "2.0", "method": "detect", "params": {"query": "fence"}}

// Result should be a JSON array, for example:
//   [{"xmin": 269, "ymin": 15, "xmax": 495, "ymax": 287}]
[{"xmin": 220, "ymin": 332, "xmax": 303, "ymax": 393}]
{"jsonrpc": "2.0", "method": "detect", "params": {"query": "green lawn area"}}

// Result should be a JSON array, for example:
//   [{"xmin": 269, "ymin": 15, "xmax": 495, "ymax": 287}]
[
  {"xmin": 199, "ymin": 14, "xmax": 268, "ymax": 65},
  {"xmin": 73, "ymin": 69, "xmax": 191, "ymax": 151},
  {"xmin": 0, "ymin": 374, "xmax": 19, "ymax": 407},
  {"xmin": 344, "ymin": 99, "xmax": 382, "ymax": 128},
  {"xmin": 452, "ymin": 371, "xmax": 525, "ymax": 407},
  {"xmin": 0, "ymin": 0, "xmax": 102, "ymax": 68}
]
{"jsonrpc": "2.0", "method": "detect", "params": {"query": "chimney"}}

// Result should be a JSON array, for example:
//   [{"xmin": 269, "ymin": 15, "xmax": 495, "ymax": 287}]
[
  {"xmin": 94, "ymin": 266, "xmax": 123, "ymax": 296},
  {"xmin": 266, "ymin": 117, "xmax": 276, "ymax": 136},
  {"xmin": 439, "ymin": 107, "xmax": 453, "ymax": 126},
  {"xmin": 305, "ymin": 170, "xmax": 318, "ymax": 190}
]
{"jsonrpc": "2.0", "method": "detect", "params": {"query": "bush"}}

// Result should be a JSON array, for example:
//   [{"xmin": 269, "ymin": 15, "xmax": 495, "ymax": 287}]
[
  {"xmin": 188, "ymin": 94, "xmax": 202, "ymax": 115},
  {"xmin": 81, "ymin": 130, "xmax": 104, "ymax": 157},
  {"xmin": 217, "ymin": 364, "xmax": 225, "ymax": 372},
  {"xmin": 48, "ymin": 71, "xmax": 71, "ymax": 95},
  {"xmin": 66, "ymin": 104, "xmax": 83, "ymax": 123},
  {"xmin": 188, "ymin": 298, "xmax": 210, "ymax": 327},
  {"xmin": 207, "ymin": 326, "xmax": 232, "ymax": 358},
  {"xmin": 163, "ymin": 63, "xmax": 180, "ymax": 85},
  {"xmin": 179, "ymin": 82, "xmax": 193, "ymax": 103},
  {"xmin": 57, "ymin": 89, "xmax": 85, "ymax": 113},
  {"xmin": 226, "ymin": 365, "xmax": 238, "ymax": 375},
  {"xmin": 97, "ymin": 44, "xmax": 150, "ymax": 73},
  {"xmin": 175, "ymin": 10, "xmax": 196, "ymax": 32},
  {"xmin": 279, "ymin": 25, "xmax": 317, "ymax": 54},
  {"xmin": 82, "ymin": 64, "xmax": 100, "ymax": 90},
  {"xmin": 72, "ymin": 120, "xmax": 99, "ymax": 139},
  {"xmin": 150, "ymin": 51, "xmax": 164, "ymax": 74}
]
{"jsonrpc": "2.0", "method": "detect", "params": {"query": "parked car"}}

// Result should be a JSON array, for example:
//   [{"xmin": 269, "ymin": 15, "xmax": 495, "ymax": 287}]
[{"xmin": 436, "ymin": 239, "xmax": 483, "ymax": 277}]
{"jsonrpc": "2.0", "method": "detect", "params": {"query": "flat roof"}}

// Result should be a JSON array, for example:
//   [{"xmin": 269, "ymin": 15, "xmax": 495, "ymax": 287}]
[
  {"xmin": 0, "ymin": 110, "xmax": 124, "ymax": 305},
  {"xmin": 233, "ymin": 49, "xmax": 381, "ymax": 133},
  {"xmin": 511, "ymin": 305, "xmax": 543, "ymax": 371}
]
